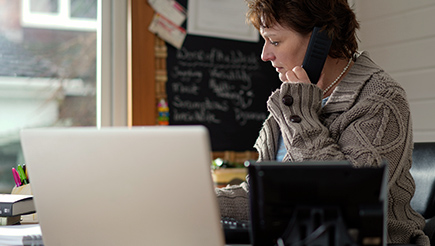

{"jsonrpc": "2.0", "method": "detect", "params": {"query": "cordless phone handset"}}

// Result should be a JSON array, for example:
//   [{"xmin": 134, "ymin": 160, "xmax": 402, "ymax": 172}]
[{"xmin": 301, "ymin": 27, "xmax": 332, "ymax": 84}]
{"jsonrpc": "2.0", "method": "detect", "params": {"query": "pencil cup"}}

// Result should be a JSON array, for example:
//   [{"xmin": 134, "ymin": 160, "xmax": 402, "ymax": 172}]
[
  {"xmin": 11, "ymin": 184, "xmax": 38, "ymax": 224},
  {"xmin": 11, "ymin": 184, "xmax": 32, "ymax": 195}
]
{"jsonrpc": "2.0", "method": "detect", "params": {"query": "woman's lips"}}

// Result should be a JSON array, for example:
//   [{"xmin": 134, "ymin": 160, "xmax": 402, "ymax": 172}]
[{"xmin": 275, "ymin": 67, "xmax": 284, "ymax": 73}]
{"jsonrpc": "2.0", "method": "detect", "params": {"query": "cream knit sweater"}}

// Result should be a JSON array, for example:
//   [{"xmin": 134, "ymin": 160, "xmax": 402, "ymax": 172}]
[{"xmin": 216, "ymin": 51, "xmax": 429, "ymax": 245}]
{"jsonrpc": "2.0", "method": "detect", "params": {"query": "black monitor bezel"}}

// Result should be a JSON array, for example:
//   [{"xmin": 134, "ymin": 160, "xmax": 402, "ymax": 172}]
[{"xmin": 247, "ymin": 160, "xmax": 387, "ymax": 246}]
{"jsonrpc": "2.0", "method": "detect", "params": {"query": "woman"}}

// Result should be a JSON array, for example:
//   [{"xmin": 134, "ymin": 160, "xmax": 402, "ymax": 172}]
[{"xmin": 216, "ymin": 0, "xmax": 429, "ymax": 245}]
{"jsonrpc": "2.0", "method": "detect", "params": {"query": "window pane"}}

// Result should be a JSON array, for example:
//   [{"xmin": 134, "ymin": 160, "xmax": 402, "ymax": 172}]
[
  {"xmin": 30, "ymin": 0, "xmax": 58, "ymax": 14},
  {"xmin": 0, "ymin": 0, "xmax": 97, "ymax": 192},
  {"xmin": 70, "ymin": 0, "xmax": 97, "ymax": 19}
]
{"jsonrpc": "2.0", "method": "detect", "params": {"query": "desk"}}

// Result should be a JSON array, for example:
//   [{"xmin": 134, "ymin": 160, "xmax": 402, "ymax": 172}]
[
  {"xmin": 0, "ymin": 223, "xmax": 422, "ymax": 246},
  {"xmin": 0, "ymin": 224, "xmax": 251, "ymax": 246}
]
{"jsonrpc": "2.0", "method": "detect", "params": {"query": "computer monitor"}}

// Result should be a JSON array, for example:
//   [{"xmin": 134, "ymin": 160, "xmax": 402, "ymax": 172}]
[{"xmin": 246, "ymin": 160, "xmax": 387, "ymax": 246}]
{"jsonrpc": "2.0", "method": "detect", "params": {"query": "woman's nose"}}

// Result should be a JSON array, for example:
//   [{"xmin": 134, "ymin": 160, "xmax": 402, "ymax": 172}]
[{"xmin": 261, "ymin": 43, "xmax": 274, "ymax": 62}]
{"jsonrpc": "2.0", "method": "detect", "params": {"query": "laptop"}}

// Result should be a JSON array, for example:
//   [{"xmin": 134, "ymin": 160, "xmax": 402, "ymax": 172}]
[{"xmin": 20, "ymin": 126, "xmax": 226, "ymax": 246}]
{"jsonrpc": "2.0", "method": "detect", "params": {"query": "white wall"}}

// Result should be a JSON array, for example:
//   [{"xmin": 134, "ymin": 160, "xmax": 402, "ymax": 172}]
[{"xmin": 354, "ymin": 0, "xmax": 435, "ymax": 142}]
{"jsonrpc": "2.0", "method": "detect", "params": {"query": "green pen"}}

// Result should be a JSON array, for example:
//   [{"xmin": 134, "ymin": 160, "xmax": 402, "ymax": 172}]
[{"xmin": 17, "ymin": 165, "xmax": 28, "ymax": 185}]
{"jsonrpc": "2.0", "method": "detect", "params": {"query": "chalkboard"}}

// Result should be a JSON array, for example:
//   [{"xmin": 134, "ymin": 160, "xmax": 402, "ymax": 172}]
[{"xmin": 166, "ymin": 1, "xmax": 281, "ymax": 151}]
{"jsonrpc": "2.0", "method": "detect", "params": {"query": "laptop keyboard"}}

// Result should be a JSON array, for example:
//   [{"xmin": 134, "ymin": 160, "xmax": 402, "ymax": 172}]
[{"xmin": 220, "ymin": 217, "xmax": 251, "ymax": 244}]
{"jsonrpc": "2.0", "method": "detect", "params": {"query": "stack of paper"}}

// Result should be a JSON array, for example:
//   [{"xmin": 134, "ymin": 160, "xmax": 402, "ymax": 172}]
[{"xmin": 0, "ymin": 224, "xmax": 42, "ymax": 246}]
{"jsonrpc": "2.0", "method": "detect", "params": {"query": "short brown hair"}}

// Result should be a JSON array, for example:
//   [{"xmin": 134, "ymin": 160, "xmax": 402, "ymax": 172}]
[{"xmin": 246, "ymin": 0, "xmax": 360, "ymax": 59}]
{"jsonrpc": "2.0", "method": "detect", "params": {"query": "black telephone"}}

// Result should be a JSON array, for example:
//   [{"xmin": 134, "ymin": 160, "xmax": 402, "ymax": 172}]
[{"xmin": 301, "ymin": 27, "xmax": 332, "ymax": 84}]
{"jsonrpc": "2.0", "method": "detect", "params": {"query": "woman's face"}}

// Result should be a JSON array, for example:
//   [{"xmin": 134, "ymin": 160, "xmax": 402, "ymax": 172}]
[{"xmin": 260, "ymin": 23, "xmax": 310, "ymax": 82}]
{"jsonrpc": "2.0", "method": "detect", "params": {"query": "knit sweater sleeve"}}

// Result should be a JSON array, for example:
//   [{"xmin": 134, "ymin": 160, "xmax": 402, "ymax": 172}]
[
  {"xmin": 266, "ymin": 82, "xmax": 345, "ymax": 162},
  {"xmin": 215, "ymin": 182, "xmax": 250, "ymax": 221}
]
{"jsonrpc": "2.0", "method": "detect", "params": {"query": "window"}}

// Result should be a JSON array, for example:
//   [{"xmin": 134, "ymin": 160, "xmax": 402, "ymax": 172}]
[
  {"xmin": 22, "ymin": 0, "xmax": 97, "ymax": 31},
  {"xmin": 0, "ymin": 0, "xmax": 127, "ymax": 192}
]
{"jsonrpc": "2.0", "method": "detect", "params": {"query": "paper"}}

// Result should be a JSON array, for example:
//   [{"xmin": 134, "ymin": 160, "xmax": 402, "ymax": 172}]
[
  {"xmin": 0, "ymin": 224, "xmax": 42, "ymax": 245},
  {"xmin": 148, "ymin": 0, "xmax": 187, "ymax": 26},
  {"xmin": 149, "ymin": 13, "xmax": 187, "ymax": 49},
  {"xmin": 187, "ymin": 0, "xmax": 259, "ymax": 42}
]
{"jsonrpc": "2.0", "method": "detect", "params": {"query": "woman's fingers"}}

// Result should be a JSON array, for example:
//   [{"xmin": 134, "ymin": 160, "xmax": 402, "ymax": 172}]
[{"xmin": 286, "ymin": 66, "xmax": 311, "ymax": 84}]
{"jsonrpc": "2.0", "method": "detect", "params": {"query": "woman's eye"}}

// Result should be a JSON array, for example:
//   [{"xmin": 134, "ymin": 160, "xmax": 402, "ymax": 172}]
[{"xmin": 270, "ymin": 41, "xmax": 279, "ymax": 46}]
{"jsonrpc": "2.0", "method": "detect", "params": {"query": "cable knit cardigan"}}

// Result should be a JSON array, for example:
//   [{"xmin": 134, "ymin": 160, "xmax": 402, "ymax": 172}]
[{"xmin": 215, "ymin": 51, "xmax": 429, "ymax": 245}]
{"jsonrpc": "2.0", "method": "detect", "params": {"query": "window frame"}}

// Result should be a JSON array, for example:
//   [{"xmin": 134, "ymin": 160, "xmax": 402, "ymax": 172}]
[
  {"xmin": 98, "ymin": 0, "xmax": 128, "ymax": 127},
  {"xmin": 21, "ymin": 0, "xmax": 97, "ymax": 31}
]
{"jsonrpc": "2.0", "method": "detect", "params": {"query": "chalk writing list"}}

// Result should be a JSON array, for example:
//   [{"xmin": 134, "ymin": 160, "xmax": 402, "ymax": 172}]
[{"xmin": 166, "ymin": 35, "xmax": 280, "ymax": 151}]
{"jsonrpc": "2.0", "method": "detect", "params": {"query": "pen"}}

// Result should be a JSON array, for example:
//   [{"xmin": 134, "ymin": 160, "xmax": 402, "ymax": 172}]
[
  {"xmin": 12, "ymin": 168, "xmax": 21, "ymax": 187},
  {"xmin": 24, "ymin": 164, "xmax": 29, "ymax": 183},
  {"xmin": 17, "ymin": 165, "xmax": 28, "ymax": 185},
  {"xmin": 22, "ymin": 164, "xmax": 26, "ymax": 177}
]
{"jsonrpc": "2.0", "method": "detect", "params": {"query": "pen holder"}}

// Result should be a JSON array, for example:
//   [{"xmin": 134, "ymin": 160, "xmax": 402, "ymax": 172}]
[
  {"xmin": 11, "ymin": 184, "xmax": 38, "ymax": 224},
  {"xmin": 11, "ymin": 184, "xmax": 32, "ymax": 195}
]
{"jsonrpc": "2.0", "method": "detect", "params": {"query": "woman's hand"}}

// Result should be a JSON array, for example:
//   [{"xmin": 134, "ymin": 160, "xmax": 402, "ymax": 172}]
[
  {"xmin": 285, "ymin": 66, "xmax": 311, "ymax": 84},
  {"xmin": 285, "ymin": 66, "xmax": 325, "ymax": 86}
]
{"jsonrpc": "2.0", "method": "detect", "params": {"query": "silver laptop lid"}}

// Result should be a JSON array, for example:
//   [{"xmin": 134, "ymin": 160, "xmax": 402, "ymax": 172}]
[{"xmin": 21, "ymin": 126, "xmax": 224, "ymax": 246}]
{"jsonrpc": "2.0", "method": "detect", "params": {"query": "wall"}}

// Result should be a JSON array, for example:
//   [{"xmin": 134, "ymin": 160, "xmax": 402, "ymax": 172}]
[{"xmin": 354, "ymin": 0, "xmax": 435, "ymax": 142}]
